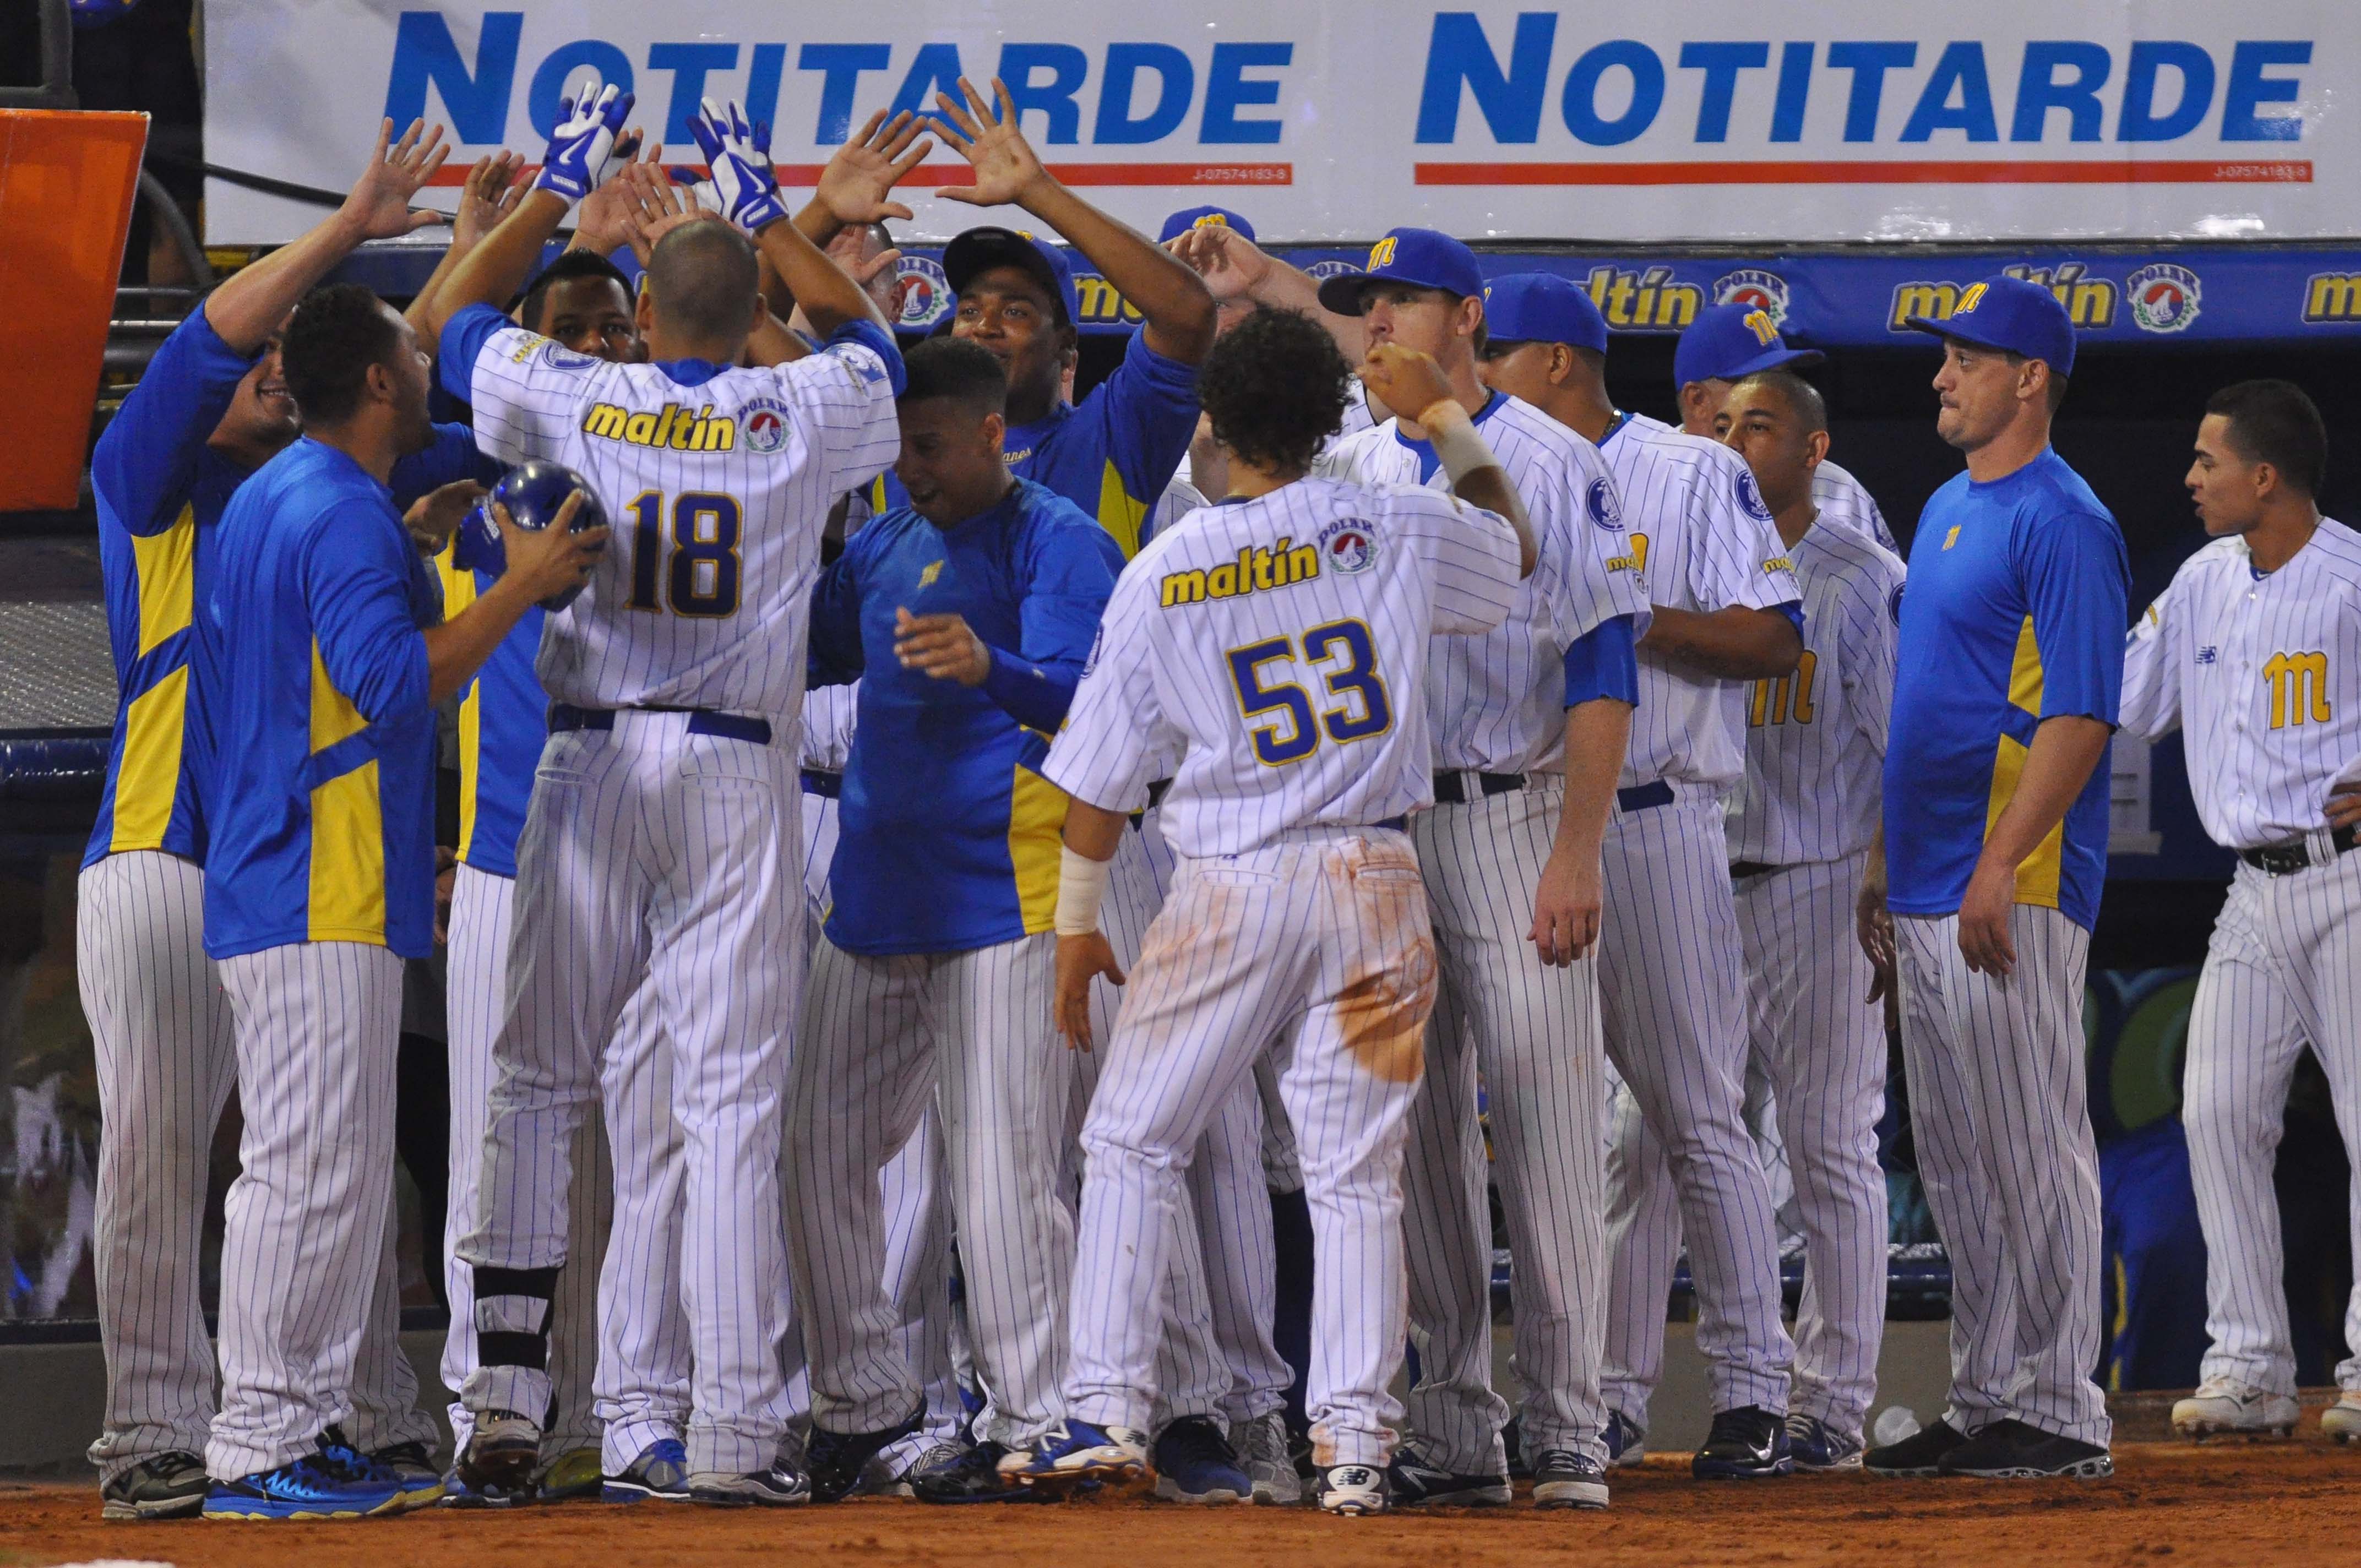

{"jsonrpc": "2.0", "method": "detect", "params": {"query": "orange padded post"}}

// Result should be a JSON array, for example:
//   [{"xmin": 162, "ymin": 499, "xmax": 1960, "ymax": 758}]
[{"xmin": 0, "ymin": 110, "xmax": 149, "ymax": 511}]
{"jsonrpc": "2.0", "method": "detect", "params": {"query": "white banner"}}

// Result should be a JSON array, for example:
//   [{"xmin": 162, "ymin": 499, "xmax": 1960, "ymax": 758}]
[{"xmin": 202, "ymin": 2, "xmax": 2359, "ymax": 245}]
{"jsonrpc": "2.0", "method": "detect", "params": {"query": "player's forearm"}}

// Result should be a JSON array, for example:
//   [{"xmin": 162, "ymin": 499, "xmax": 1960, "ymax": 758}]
[
  {"xmin": 1062, "ymin": 798, "xmax": 1127, "ymax": 862},
  {"xmin": 1246, "ymin": 255, "xmax": 1366, "ymax": 361},
  {"xmin": 422, "ymin": 575, "xmax": 539, "ymax": 704},
  {"xmin": 204, "ymin": 209, "xmax": 376, "ymax": 353},
  {"xmin": 747, "ymin": 310, "xmax": 813, "ymax": 368},
  {"xmin": 401, "ymin": 225, "xmax": 489, "ymax": 358},
  {"xmin": 1019, "ymin": 178, "xmax": 1216, "ymax": 364},
  {"xmin": 1639, "ymin": 605, "xmax": 1802, "ymax": 679},
  {"xmin": 753, "ymin": 216, "xmax": 888, "ymax": 337},
  {"xmin": 791, "ymin": 195, "xmax": 845, "ymax": 252},
  {"xmin": 1977, "ymin": 714, "xmax": 2112, "ymax": 874},
  {"xmin": 1552, "ymin": 698, "xmax": 1631, "ymax": 861},
  {"xmin": 424, "ymin": 189, "xmax": 570, "ymax": 346}
]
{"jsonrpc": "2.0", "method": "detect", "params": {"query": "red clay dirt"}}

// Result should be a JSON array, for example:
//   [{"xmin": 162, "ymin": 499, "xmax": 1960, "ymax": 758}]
[{"xmin": 5, "ymin": 1438, "xmax": 2355, "ymax": 1568}]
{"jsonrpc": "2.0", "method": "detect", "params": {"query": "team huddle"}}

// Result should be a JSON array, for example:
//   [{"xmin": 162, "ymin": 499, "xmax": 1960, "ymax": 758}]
[{"xmin": 74, "ymin": 74, "xmax": 2361, "ymax": 1525}]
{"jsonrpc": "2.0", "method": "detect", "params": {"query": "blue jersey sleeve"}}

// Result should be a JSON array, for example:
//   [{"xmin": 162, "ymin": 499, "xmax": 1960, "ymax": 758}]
[
  {"xmin": 1562, "ymin": 612, "xmax": 1640, "ymax": 707},
  {"xmin": 438, "ymin": 303, "xmax": 514, "ymax": 405},
  {"xmin": 304, "ymin": 503, "xmax": 431, "ymax": 725},
  {"xmin": 1081, "ymin": 330, "xmax": 1201, "ymax": 515},
  {"xmin": 2017, "ymin": 509, "xmax": 2130, "ymax": 725},
  {"xmin": 978, "ymin": 515, "xmax": 1122, "ymax": 732},
  {"xmin": 390, "ymin": 421, "xmax": 500, "ymax": 510},
  {"xmin": 807, "ymin": 546, "xmax": 867, "ymax": 688},
  {"xmin": 91, "ymin": 309, "xmax": 257, "ymax": 535}
]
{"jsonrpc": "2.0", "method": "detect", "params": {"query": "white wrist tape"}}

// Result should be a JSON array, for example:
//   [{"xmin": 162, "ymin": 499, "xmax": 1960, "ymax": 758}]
[
  {"xmin": 1420, "ymin": 404, "xmax": 1502, "ymax": 487},
  {"xmin": 1054, "ymin": 846, "xmax": 1113, "ymax": 937}
]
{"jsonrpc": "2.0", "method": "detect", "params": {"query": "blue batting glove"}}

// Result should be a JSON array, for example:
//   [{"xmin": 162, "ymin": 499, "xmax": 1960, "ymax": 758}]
[
  {"xmin": 536, "ymin": 80, "xmax": 635, "ymax": 204},
  {"xmin": 690, "ymin": 97, "xmax": 790, "ymax": 234}
]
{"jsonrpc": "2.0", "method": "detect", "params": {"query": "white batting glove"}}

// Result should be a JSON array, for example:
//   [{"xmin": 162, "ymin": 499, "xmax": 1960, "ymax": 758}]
[
  {"xmin": 535, "ymin": 79, "xmax": 637, "ymax": 204},
  {"xmin": 689, "ymin": 97, "xmax": 789, "ymax": 234}
]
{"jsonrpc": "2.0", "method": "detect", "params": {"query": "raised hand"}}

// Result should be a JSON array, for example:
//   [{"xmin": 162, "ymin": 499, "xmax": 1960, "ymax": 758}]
[
  {"xmin": 690, "ymin": 98, "xmax": 790, "ymax": 234},
  {"xmin": 451, "ymin": 151, "xmax": 527, "ymax": 250},
  {"xmin": 535, "ymin": 80, "xmax": 638, "ymax": 204},
  {"xmin": 1167, "ymin": 222, "xmax": 1272, "ymax": 304},
  {"xmin": 571, "ymin": 140, "xmax": 662, "ymax": 257},
  {"xmin": 933, "ymin": 77, "xmax": 1049, "ymax": 209},
  {"xmin": 338, "ymin": 117, "xmax": 451, "ymax": 241},
  {"xmin": 613, "ymin": 160, "xmax": 719, "ymax": 265},
  {"xmin": 1358, "ymin": 342, "xmax": 1458, "ymax": 425},
  {"xmin": 816, "ymin": 109, "xmax": 934, "ymax": 227}
]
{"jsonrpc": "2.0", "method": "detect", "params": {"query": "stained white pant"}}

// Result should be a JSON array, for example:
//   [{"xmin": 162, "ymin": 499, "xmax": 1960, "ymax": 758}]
[
  {"xmin": 207, "ymin": 940, "xmax": 433, "ymax": 1479},
  {"xmin": 442, "ymin": 864, "xmax": 611, "ymax": 1455},
  {"xmin": 464, "ymin": 716, "xmax": 802, "ymax": 1476},
  {"xmin": 2185, "ymin": 852, "xmax": 2361, "ymax": 1396},
  {"xmin": 1401, "ymin": 777, "xmax": 1610, "ymax": 1471},
  {"xmin": 1599, "ymin": 792, "xmax": 1794, "ymax": 1421},
  {"xmin": 1065, "ymin": 828, "xmax": 1436, "ymax": 1468},
  {"xmin": 1896, "ymin": 905, "xmax": 2109, "ymax": 1447}
]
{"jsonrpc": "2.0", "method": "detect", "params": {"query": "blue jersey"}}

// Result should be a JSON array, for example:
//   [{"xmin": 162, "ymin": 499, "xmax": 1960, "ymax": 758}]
[
  {"xmin": 811, "ymin": 477, "xmax": 1122, "ymax": 955},
  {"xmin": 1885, "ymin": 447, "xmax": 2128, "ymax": 930},
  {"xmin": 193, "ymin": 438, "xmax": 444, "ymax": 960},
  {"xmin": 83, "ymin": 305, "xmax": 492, "ymax": 870},
  {"xmin": 434, "ymin": 526, "xmax": 547, "ymax": 879},
  {"xmin": 874, "ymin": 328, "xmax": 1198, "ymax": 560}
]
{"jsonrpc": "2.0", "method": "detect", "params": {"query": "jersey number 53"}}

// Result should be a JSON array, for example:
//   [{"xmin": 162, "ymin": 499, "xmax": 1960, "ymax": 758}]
[
  {"xmin": 1226, "ymin": 619, "xmax": 1393, "ymax": 766},
  {"xmin": 625, "ymin": 489, "xmax": 742, "ymax": 618}
]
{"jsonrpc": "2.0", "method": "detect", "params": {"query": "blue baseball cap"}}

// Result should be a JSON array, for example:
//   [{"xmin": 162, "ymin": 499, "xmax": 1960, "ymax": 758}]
[
  {"xmin": 1481, "ymin": 273, "xmax": 1609, "ymax": 355},
  {"xmin": 1316, "ymin": 228, "xmax": 1486, "ymax": 316},
  {"xmin": 942, "ymin": 226, "xmax": 1079, "ymax": 329},
  {"xmin": 1673, "ymin": 304, "xmax": 1825, "ymax": 391},
  {"xmin": 1906, "ymin": 274, "xmax": 2076, "ymax": 377},
  {"xmin": 1159, "ymin": 205, "xmax": 1256, "ymax": 244}
]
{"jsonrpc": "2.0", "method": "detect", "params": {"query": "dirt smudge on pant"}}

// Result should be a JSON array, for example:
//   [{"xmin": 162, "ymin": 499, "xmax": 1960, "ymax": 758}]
[{"xmin": 1334, "ymin": 937, "xmax": 1436, "ymax": 1084}]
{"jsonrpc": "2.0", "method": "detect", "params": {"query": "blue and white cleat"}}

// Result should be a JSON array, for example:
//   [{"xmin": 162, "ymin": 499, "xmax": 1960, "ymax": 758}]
[
  {"xmin": 1008, "ymin": 1420, "xmax": 1150, "ymax": 1490},
  {"xmin": 202, "ymin": 1449, "xmax": 408, "ymax": 1521},
  {"xmin": 603, "ymin": 1437, "xmax": 691, "ymax": 1503}
]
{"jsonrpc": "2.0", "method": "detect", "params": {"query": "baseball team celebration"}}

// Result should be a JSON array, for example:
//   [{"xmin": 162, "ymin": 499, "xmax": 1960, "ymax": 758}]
[{"xmin": 2, "ymin": 2, "xmax": 2358, "ymax": 1562}]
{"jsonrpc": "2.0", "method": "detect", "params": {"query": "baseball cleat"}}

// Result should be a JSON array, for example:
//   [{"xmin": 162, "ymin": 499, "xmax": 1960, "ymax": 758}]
[
  {"xmin": 535, "ymin": 1445, "xmax": 606, "ymax": 1501},
  {"xmin": 361, "ymin": 1438, "xmax": 445, "ymax": 1512},
  {"xmin": 2171, "ymin": 1381, "xmax": 2298, "ymax": 1439},
  {"xmin": 1231, "ymin": 1411, "xmax": 1303, "ymax": 1505},
  {"xmin": 689, "ymin": 1465, "xmax": 810, "ymax": 1506},
  {"xmin": 806, "ymin": 1406, "xmax": 923, "ymax": 1503},
  {"xmin": 1010, "ymin": 1420, "xmax": 1150, "ymax": 1489},
  {"xmin": 1694, "ymin": 1406, "xmax": 1794, "ymax": 1479},
  {"xmin": 1151, "ymin": 1415, "xmax": 1250, "ymax": 1504},
  {"xmin": 202, "ymin": 1448, "xmax": 409, "ymax": 1520},
  {"xmin": 602, "ymin": 1436, "xmax": 690, "ymax": 1503},
  {"xmin": 1935, "ymin": 1419, "xmax": 2112, "ymax": 1479},
  {"xmin": 100, "ymin": 1451, "xmax": 210, "ymax": 1520},
  {"xmin": 1864, "ymin": 1417, "xmax": 1967, "ymax": 1477},
  {"xmin": 438, "ymin": 1466, "xmax": 533, "ymax": 1509},
  {"xmin": 1603, "ymin": 1408, "xmax": 1647, "ymax": 1469},
  {"xmin": 455, "ymin": 1409, "xmax": 543, "ymax": 1499},
  {"xmin": 1386, "ymin": 1445, "xmax": 1511, "ymax": 1507},
  {"xmin": 1529, "ymin": 1449, "xmax": 1610, "ymax": 1510},
  {"xmin": 1785, "ymin": 1414, "xmax": 1867, "ymax": 1471},
  {"xmin": 2321, "ymin": 1392, "xmax": 2361, "ymax": 1444},
  {"xmin": 911, "ymin": 1440, "xmax": 1045, "ymax": 1502},
  {"xmin": 1316, "ymin": 1462, "xmax": 1390, "ymax": 1515}
]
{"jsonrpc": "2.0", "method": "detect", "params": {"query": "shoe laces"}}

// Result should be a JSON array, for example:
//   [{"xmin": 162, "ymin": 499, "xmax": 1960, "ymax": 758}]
[
  {"xmin": 1237, "ymin": 1415, "xmax": 1290, "ymax": 1467},
  {"xmin": 1157, "ymin": 1418, "xmax": 1236, "ymax": 1471},
  {"xmin": 1706, "ymin": 1407, "xmax": 1776, "ymax": 1448},
  {"xmin": 1532, "ymin": 1447, "xmax": 1594, "ymax": 1475}
]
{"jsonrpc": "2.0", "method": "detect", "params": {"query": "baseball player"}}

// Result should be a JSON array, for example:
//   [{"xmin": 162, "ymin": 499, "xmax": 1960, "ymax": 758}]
[
  {"xmin": 1472, "ymin": 276, "xmax": 1805, "ymax": 1478},
  {"xmin": 1713, "ymin": 371, "xmax": 1905, "ymax": 1468},
  {"xmin": 189, "ymin": 282, "xmax": 603, "ymax": 1518},
  {"xmin": 423, "ymin": 90, "xmax": 903, "ymax": 1505},
  {"xmin": 1861, "ymin": 276, "xmax": 2124, "ymax": 1480},
  {"xmin": 1308, "ymin": 253, "xmax": 1647, "ymax": 1510},
  {"xmin": 1014, "ymin": 315, "xmax": 1536, "ymax": 1517},
  {"xmin": 74, "ymin": 121, "xmax": 487, "ymax": 1519},
  {"xmin": 1675, "ymin": 304, "xmax": 1896, "ymax": 553},
  {"xmin": 2118, "ymin": 382, "xmax": 2361, "ymax": 1444}
]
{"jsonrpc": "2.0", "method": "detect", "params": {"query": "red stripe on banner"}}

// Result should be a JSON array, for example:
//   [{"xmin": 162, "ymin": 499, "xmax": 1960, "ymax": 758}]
[
  {"xmin": 1413, "ymin": 159, "xmax": 2313, "ymax": 187},
  {"xmin": 423, "ymin": 161, "xmax": 1291, "ymax": 189}
]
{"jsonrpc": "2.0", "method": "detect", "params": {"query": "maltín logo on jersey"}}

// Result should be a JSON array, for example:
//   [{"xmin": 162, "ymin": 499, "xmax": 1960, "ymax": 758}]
[
  {"xmin": 1318, "ymin": 517, "xmax": 1378, "ymax": 575},
  {"xmin": 741, "ymin": 397, "xmax": 793, "ymax": 455},
  {"xmin": 1586, "ymin": 476, "xmax": 1623, "ymax": 530},
  {"xmin": 1734, "ymin": 470, "xmax": 1774, "ymax": 523},
  {"xmin": 2126, "ymin": 263, "xmax": 2202, "ymax": 334},
  {"xmin": 1712, "ymin": 268, "xmax": 1792, "ymax": 329},
  {"xmin": 898, "ymin": 256, "xmax": 951, "ymax": 331},
  {"xmin": 582, "ymin": 401, "xmax": 738, "ymax": 452},
  {"xmin": 1160, "ymin": 537, "xmax": 1321, "ymax": 607}
]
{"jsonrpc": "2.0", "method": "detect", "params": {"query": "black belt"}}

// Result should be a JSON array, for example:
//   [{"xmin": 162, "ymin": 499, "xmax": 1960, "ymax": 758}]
[
  {"xmin": 1432, "ymin": 770, "xmax": 1526, "ymax": 804},
  {"xmin": 1617, "ymin": 779, "xmax": 1674, "ymax": 813},
  {"xmin": 2240, "ymin": 823, "xmax": 2359, "ymax": 876},
  {"xmin": 1369, "ymin": 816, "xmax": 1408, "ymax": 833},
  {"xmin": 1728, "ymin": 859, "xmax": 1785, "ymax": 879},
  {"xmin": 548, "ymin": 703, "xmax": 773, "ymax": 747},
  {"xmin": 801, "ymin": 769, "xmax": 842, "ymax": 799}
]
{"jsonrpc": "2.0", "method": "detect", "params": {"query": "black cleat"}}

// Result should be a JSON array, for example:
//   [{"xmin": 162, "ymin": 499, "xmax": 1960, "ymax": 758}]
[
  {"xmin": 1935, "ymin": 1419, "xmax": 2113, "ymax": 1480},
  {"xmin": 1864, "ymin": 1418, "xmax": 1968, "ymax": 1478},
  {"xmin": 101, "ymin": 1451, "xmax": 210, "ymax": 1521},
  {"xmin": 1385, "ymin": 1445, "xmax": 1511, "ymax": 1506},
  {"xmin": 806, "ymin": 1406, "xmax": 924, "ymax": 1503},
  {"xmin": 909, "ymin": 1440, "xmax": 1049, "ymax": 1503},
  {"xmin": 1530, "ymin": 1449, "xmax": 1609, "ymax": 1510},
  {"xmin": 1693, "ymin": 1406, "xmax": 1793, "ymax": 1479}
]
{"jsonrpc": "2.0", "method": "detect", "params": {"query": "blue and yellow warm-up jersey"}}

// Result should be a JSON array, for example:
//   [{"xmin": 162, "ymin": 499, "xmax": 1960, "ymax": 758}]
[
  {"xmin": 192, "ymin": 438, "xmax": 443, "ymax": 960},
  {"xmin": 811, "ymin": 478, "xmax": 1123, "ymax": 956},
  {"xmin": 872, "ymin": 328, "xmax": 1198, "ymax": 562},
  {"xmin": 433, "ymin": 530, "xmax": 547, "ymax": 879},
  {"xmin": 1885, "ymin": 448, "xmax": 2129, "ymax": 932}
]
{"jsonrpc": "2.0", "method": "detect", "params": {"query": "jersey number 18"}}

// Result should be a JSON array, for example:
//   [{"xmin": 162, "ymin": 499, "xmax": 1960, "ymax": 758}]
[{"xmin": 625, "ymin": 489, "xmax": 742, "ymax": 618}]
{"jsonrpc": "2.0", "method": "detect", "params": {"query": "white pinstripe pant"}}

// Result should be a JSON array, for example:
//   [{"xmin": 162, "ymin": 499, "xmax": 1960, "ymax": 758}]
[
  {"xmin": 2184, "ymin": 851, "xmax": 2361, "ymax": 1397},
  {"xmin": 787, "ymin": 928, "xmax": 1074, "ymax": 1449},
  {"xmin": 207, "ymin": 939, "xmax": 434, "ymax": 1479},
  {"xmin": 1896, "ymin": 905, "xmax": 2109, "ymax": 1447},
  {"xmin": 442, "ymin": 865, "xmax": 611, "ymax": 1456},
  {"xmin": 1401, "ymin": 777, "xmax": 1611, "ymax": 1471},
  {"xmin": 464, "ymin": 717, "xmax": 802, "ymax": 1476},
  {"xmin": 1065, "ymin": 828, "xmax": 1437, "ymax": 1469},
  {"xmin": 1600, "ymin": 791, "xmax": 1795, "ymax": 1422}
]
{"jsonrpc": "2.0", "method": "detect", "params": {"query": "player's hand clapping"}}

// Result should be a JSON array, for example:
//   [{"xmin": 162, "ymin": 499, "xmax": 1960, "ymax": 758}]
[
  {"xmin": 535, "ymin": 80, "xmax": 639, "ymax": 204},
  {"xmin": 335, "ymin": 117, "xmax": 451, "ymax": 241},
  {"xmin": 690, "ymin": 99, "xmax": 790, "ymax": 234},
  {"xmin": 814, "ymin": 109, "xmax": 935, "ymax": 228},
  {"xmin": 933, "ymin": 77, "xmax": 1051, "ymax": 209},
  {"xmin": 1053, "ymin": 931, "xmax": 1125, "ymax": 1051},
  {"xmin": 571, "ymin": 141, "xmax": 666, "ymax": 259},
  {"xmin": 894, "ymin": 607, "xmax": 993, "ymax": 686},
  {"xmin": 492, "ymin": 491, "xmax": 610, "ymax": 606},
  {"xmin": 451, "ymin": 151, "xmax": 528, "ymax": 251}
]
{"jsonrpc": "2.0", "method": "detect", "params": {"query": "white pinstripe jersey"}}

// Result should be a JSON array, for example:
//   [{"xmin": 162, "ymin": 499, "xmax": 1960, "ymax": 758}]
[
  {"xmin": 799, "ymin": 680, "xmax": 859, "ymax": 772},
  {"xmin": 1608, "ymin": 412, "xmax": 1804, "ymax": 792},
  {"xmin": 1313, "ymin": 395, "xmax": 1649, "ymax": 772},
  {"xmin": 1043, "ymin": 477, "xmax": 1521, "ymax": 857},
  {"xmin": 1814, "ymin": 459, "xmax": 1898, "ymax": 554},
  {"xmin": 462, "ymin": 324, "xmax": 899, "ymax": 721},
  {"xmin": 1146, "ymin": 386, "xmax": 1377, "ymax": 549},
  {"xmin": 1726, "ymin": 519, "xmax": 1905, "ymax": 865},
  {"xmin": 2119, "ymin": 516, "xmax": 2361, "ymax": 850}
]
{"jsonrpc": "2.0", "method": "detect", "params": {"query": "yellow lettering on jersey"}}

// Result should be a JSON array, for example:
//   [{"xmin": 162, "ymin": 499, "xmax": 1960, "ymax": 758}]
[
  {"xmin": 1762, "ymin": 556, "xmax": 1793, "ymax": 574},
  {"xmin": 1008, "ymin": 763, "xmax": 1070, "ymax": 934},
  {"xmin": 1160, "ymin": 539, "xmax": 1318, "ymax": 607},
  {"xmin": 1748, "ymin": 649, "xmax": 1818, "ymax": 728},
  {"xmin": 585, "ymin": 401, "xmax": 737, "ymax": 451},
  {"xmin": 1943, "ymin": 525, "xmax": 1961, "ymax": 550},
  {"xmin": 1605, "ymin": 531, "xmax": 1649, "ymax": 575},
  {"xmin": 918, "ymin": 559, "xmax": 944, "ymax": 589},
  {"xmin": 2264, "ymin": 651, "xmax": 2332, "ymax": 729},
  {"xmin": 307, "ymin": 641, "xmax": 385, "ymax": 944},
  {"xmin": 108, "ymin": 663, "xmax": 187, "ymax": 852}
]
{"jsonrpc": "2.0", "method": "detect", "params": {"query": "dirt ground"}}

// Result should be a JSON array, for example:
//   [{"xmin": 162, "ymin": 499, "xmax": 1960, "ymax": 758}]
[{"xmin": 6, "ymin": 1437, "xmax": 2358, "ymax": 1568}]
